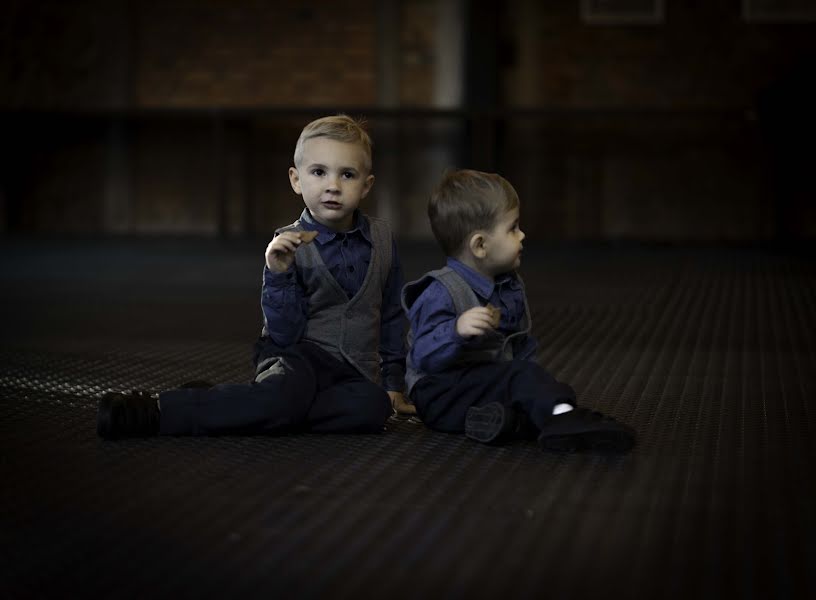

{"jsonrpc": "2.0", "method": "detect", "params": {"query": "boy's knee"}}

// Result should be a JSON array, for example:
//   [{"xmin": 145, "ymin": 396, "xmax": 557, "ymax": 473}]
[
  {"xmin": 350, "ymin": 384, "xmax": 392, "ymax": 432},
  {"xmin": 506, "ymin": 360, "xmax": 558, "ymax": 387},
  {"xmin": 517, "ymin": 359, "xmax": 552, "ymax": 377}
]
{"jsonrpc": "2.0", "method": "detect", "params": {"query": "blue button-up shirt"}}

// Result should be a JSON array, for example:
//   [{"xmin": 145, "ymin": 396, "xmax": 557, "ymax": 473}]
[
  {"xmin": 406, "ymin": 258, "xmax": 537, "ymax": 374},
  {"xmin": 262, "ymin": 209, "xmax": 406, "ymax": 391}
]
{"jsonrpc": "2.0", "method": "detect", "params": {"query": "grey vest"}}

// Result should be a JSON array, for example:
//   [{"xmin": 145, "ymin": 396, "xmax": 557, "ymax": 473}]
[
  {"xmin": 260, "ymin": 215, "xmax": 392, "ymax": 384},
  {"xmin": 401, "ymin": 266, "xmax": 532, "ymax": 394}
]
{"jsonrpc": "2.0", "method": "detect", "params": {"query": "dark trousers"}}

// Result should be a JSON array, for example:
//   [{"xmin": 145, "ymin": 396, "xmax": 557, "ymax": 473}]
[
  {"xmin": 158, "ymin": 341, "xmax": 392, "ymax": 436},
  {"xmin": 409, "ymin": 360, "xmax": 576, "ymax": 434}
]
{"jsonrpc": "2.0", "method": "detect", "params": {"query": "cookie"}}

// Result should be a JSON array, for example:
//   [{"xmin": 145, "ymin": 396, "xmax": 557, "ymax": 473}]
[
  {"xmin": 486, "ymin": 303, "xmax": 501, "ymax": 328},
  {"xmin": 299, "ymin": 230, "xmax": 319, "ymax": 243}
]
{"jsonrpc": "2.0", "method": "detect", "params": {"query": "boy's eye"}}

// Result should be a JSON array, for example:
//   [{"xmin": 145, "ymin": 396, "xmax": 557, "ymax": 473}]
[
  {"xmin": 311, "ymin": 168, "xmax": 325, "ymax": 176},
  {"xmin": 342, "ymin": 171, "xmax": 356, "ymax": 179}
]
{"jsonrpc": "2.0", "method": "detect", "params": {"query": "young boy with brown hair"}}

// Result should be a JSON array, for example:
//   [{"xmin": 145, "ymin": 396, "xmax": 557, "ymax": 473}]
[
  {"xmin": 402, "ymin": 169, "xmax": 635, "ymax": 452},
  {"xmin": 97, "ymin": 114, "xmax": 415, "ymax": 439}
]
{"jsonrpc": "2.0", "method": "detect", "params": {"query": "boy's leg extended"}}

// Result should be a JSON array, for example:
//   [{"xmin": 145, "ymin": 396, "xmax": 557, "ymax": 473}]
[
  {"xmin": 307, "ymin": 378, "xmax": 392, "ymax": 433},
  {"xmin": 158, "ymin": 342, "xmax": 320, "ymax": 435},
  {"xmin": 410, "ymin": 360, "xmax": 575, "ymax": 434},
  {"xmin": 302, "ymin": 348, "xmax": 392, "ymax": 434}
]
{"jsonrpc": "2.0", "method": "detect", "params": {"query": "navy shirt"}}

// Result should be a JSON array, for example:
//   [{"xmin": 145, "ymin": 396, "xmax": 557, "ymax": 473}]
[
  {"xmin": 406, "ymin": 258, "xmax": 537, "ymax": 374},
  {"xmin": 262, "ymin": 209, "xmax": 406, "ymax": 392}
]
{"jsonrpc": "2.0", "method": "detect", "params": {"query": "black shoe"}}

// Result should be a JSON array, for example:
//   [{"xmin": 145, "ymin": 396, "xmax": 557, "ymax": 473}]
[
  {"xmin": 179, "ymin": 380, "xmax": 213, "ymax": 389},
  {"xmin": 97, "ymin": 391, "xmax": 160, "ymax": 440},
  {"xmin": 465, "ymin": 402, "xmax": 519, "ymax": 444},
  {"xmin": 538, "ymin": 407, "xmax": 635, "ymax": 453}
]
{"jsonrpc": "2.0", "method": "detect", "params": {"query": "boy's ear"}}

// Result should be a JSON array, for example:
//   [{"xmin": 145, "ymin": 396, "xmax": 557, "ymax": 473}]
[
  {"xmin": 288, "ymin": 167, "xmax": 302, "ymax": 194},
  {"xmin": 360, "ymin": 174, "xmax": 375, "ymax": 199},
  {"xmin": 468, "ymin": 231, "xmax": 488, "ymax": 259}
]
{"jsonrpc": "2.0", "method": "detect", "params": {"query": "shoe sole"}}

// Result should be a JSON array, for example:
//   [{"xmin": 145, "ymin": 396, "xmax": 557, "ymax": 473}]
[
  {"xmin": 465, "ymin": 403, "xmax": 507, "ymax": 444},
  {"xmin": 540, "ymin": 430, "xmax": 635, "ymax": 453},
  {"xmin": 97, "ymin": 392, "xmax": 159, "ymax": 440},
  {"xmin": 97, "ymin": 394, "xmax": 118, "ymax": 440}
]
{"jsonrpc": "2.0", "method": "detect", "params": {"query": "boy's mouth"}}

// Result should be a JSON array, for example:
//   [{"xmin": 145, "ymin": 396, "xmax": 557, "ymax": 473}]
[{"xmin": 322, "ymin": 200, "xmax": 343, "ymax": 210}]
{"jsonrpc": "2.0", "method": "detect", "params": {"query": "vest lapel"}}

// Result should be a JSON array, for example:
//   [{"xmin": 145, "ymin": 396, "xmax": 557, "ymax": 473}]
[{"xmin": 298, "ymin": 240, "xmax": 351, "ymax": 301}]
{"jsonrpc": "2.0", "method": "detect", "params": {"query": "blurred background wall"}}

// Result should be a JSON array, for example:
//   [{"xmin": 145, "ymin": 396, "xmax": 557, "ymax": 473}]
[{"xmin": 1, "ymin": 0, "xmax": 814, "ymax": 241}]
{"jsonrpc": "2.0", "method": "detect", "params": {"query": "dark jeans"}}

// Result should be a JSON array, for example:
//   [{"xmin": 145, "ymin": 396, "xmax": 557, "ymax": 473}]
[
  {"xmin": 409, "ymin": 360, "xmax": 576, "ymax": 434},
  {"xmin": 159, "ymin": 340, "xmax": 391, "ymax": 436}
]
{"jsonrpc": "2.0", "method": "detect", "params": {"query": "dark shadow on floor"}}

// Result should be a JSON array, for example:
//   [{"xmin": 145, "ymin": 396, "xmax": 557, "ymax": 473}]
[{"xmin": 1, "ymin": 237, "xmax": 815, "ymax": 598}]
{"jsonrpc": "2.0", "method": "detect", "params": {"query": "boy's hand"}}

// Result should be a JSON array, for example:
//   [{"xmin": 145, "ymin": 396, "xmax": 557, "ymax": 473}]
[
  {"xmin": 456, "ymin": 306, "xmax": 497, "ymax": 338},
  {"xmin": 388, "ymin": 391, "xmax": 417, "ymax": 415},
  {"xmin": 265, "ymin": 231, "xmax": 313, "ymax": 273}
]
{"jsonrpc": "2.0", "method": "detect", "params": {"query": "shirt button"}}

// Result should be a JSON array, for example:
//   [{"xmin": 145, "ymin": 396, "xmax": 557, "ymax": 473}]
[{"xmin": 348, "ymin": 265, "xmax": 355, "ymax": 272}]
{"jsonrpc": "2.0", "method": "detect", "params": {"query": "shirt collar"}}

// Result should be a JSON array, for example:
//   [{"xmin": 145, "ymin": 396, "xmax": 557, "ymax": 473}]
[
  {"xmin": 446, "ymin": 258, "xmax": 495, "ymax": 299},
  {"xmin": 446, "ymin": 258, "xmax": 519, "ymax": 300},
  {"xmin": 299, "ymin": 208, "xmax": 371, "ymax": 245}
]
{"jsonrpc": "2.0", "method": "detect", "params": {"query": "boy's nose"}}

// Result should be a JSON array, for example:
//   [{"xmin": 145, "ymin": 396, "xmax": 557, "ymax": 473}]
[{"xmin": 326, "ymin": 176, "xmax": 340, "ymax": 192}]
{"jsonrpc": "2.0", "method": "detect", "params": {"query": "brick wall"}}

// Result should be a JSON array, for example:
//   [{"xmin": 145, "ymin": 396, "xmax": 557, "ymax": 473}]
[
  {"xmin": 504, "ymin": 0, "xmax": 815, "ymax": 110},
  {"xmin": 135, "ymin": 0, "xmax": 378, "ymax": 108},
  {"xmin": 0, "ymin": 0, "xmax": 129, "ymax": 109},
  {"xmin": 0, "ymin": 0, "xmax": 379, "ymax": 109},
  {"xmin": 1, "ymin": 0, "xmax": 813, "ymax": 238},
  {"xmin": 498, "ymin": 0, "xmax": 815, "ymax": 240},
  {"xmin": 398, "ymin": 0, "xmax": 437, "ymax": 105}
]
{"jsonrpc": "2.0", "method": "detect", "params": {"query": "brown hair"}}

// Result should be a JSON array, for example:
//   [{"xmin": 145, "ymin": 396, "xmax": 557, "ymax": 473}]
[
  {"xmin": 293, "ymin": 114, "xmax": 373, "ymax": 171},
  {"xmin": 428, "ymin": 168, "xmax": 519, "ymax": 256}
]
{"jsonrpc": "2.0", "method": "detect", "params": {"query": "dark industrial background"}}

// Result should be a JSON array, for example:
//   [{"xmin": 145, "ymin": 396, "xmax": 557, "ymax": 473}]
[{"xmin": 2, "ymin": 1, "xmax": 815, "ymax": 598}]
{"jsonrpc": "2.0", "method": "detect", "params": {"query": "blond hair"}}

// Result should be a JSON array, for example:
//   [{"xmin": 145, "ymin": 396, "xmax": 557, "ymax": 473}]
[
  {"xmin": 428, "ymin": 169, "xmax": 520, "ymax": 256},
  {"xmin": 293, "ymin": 114, "xmax": 373, "ymax": 171}
]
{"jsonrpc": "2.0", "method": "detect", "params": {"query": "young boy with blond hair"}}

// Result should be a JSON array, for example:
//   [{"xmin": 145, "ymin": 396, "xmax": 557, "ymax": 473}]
[
  {"xmin": 98, "ymin": 114, "xmax": 415, "ymax": 439},
  {"xmin": 402, "ymin": 169, "xmax": 635, "ymax": 452}
]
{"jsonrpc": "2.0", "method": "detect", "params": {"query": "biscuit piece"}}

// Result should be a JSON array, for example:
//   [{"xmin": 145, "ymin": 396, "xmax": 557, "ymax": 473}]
[
  {"xmin": 299, "ymin": 230, "xmax": 319, "ymax": 243},
  {"xmin": 486, "ymin": 303, "xmax": 501, "ymax": 328}
]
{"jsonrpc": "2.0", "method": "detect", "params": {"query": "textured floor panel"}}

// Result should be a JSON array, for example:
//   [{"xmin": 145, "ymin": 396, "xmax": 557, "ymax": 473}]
[{"xmin": 1, "ymin": 241, "xmax": 815, "ymax": 598}]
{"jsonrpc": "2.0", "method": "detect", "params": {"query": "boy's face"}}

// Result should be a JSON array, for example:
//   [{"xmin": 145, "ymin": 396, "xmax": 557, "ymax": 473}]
[
  {"xmin": 482, "ymin": 207, "xmax": 525, "ymax": 276},
  {"xmin": 288, "ymin": 137, "xmax": 374, "ymax": 231}
]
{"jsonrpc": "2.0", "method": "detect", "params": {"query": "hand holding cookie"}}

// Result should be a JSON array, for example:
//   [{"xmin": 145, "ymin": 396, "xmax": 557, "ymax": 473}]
[
  {"xmin": 456, "ymin": 305, "xmax": 501, "ymax": 338},
  {"xmin": 265, "ymin": 230, "xmax": 318, "ymax": 272},
  {"xmin": 485, "ymin": 303, "xmax": 502, "ymax": 329},
  {"xmin": 388, "ymin": 391, "xmax": 417, "ymax": 416}
]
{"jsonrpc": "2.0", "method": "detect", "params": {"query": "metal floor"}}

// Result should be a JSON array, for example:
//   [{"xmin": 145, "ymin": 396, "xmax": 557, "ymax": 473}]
[{"xmin": 1, "ymin": 238, "xmax": 815, "ymax": 599}]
